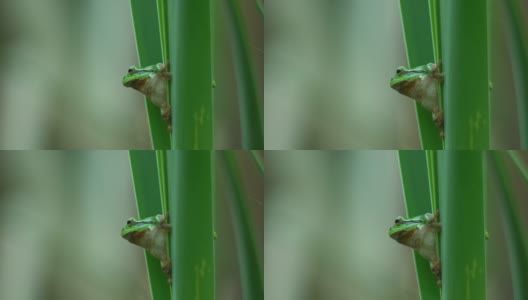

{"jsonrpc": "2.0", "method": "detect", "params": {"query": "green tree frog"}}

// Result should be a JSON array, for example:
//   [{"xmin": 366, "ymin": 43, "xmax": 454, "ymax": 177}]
[
  {"xmin": 389, "ymin": 63, "xmax": 445, "ymax": 134},
  {"xmin": 122, "ymin": 62, "xmax": 172, "ymax": 130},
  {"xmin": 388, "ymin": 211, "xmax": 442, "ymax": 286},
  {"xmin": 121, "ymin": 214, "xmax": 172, "ymax": 282}
]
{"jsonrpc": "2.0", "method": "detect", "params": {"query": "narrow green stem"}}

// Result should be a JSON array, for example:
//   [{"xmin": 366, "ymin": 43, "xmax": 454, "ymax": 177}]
[
  {"xmin": 222, "ymin": 151, "xmax": 263, "ymax": 299},
  {"xmin": 250, "ymin": 150, "xmax": 264, "ymax": 175},
  {"xmin": 508, "ymin": 151, "xmax": 528, "ymax": 182}
]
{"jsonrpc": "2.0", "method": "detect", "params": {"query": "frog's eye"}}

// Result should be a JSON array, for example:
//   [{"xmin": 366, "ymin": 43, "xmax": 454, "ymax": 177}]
[
  {"xmin": 395, "ymin": 217, "xmax": 403, "ymax": 224},
  {"xmin": 126, "ymin": 219, "xmax": 134, "ymax": 225},
  {"xmin": 396, "ymin": 67, "xmax": 404, "ymax": 74},
  {"xmin": 128, "ymin": 68, "xmax": 134, "ymax": 73}
]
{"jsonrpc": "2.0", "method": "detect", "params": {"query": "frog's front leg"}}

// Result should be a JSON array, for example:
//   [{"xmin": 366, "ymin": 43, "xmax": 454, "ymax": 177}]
[
  {"xmin": 430, "ymin": 61, "xmax": 445, "ymax": 82},
  {"xmin": 429, "ymin": 210, "xmax": 442, "ymax": 231},
  {"xmin": 159, "ymin": 213, "xmax": 172, "ymax": 230}
]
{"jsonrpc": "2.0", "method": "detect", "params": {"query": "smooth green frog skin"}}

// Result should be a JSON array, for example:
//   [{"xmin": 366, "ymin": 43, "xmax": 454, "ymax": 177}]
[
  {"xmin": 123, "ymin": 62, "xmax": 172, "ymax": 130},
  {"xmin": 390, "ymin": 63, "xmax": 445, "ymax": 131},
  {"xmin": 389, "ymin": 211, "xmax": 442, "ymax": 286},
  {"xmin": 121, "ymin": 214, "xmax": 172, "ymax": 282}
]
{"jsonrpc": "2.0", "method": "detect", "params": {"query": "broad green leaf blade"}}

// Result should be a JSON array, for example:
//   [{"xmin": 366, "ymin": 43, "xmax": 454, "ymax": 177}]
[
  {"xmin": 398, "ymin": 151, "xmax": 441, "ymax": 298},
  {"xmin": 168, "ymin": 1, "xmax": 214, "ymax": 149},
  {"xmin": 399, "ymin": 1, "xmax": 443, "ymax": 149},
  {"xmin": 439, "ymin": 150, "xmax": 486, "ymax": 298},
  {"xmin": 167, "ymin": 151, "xmax": 215, "ymax": 299},
  {"xmin": 222, "ymin": 151, "xmax": 264, "ymax": 299},
  {"xmin": 224, "ymin": 0, "xmax": 264, "ymax": 149},
  {"xmin": 129, "ymin": 0, "xmax": 171, "ymax": 149},
  {"xmin": 490, "ymin": 152, "xmax": 528, "ymax": 299},
  {"xmin": 129, "ymin": 150, "xmax": 171, "ymax": 300},
  {"xmin": 443, "ymin": 1, "xmax": 490, "ymax": 149}
]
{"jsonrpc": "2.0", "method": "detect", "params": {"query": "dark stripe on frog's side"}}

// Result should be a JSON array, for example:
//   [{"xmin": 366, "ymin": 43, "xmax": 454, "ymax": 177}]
[
  {"xmin": 129, "ymin": 69, "xmax": 155, "ymax": 76},
  {"xmin": 403, "ymin": 219, "xmax": 425, "ymax": 224},
  {"xmin": 129, "ymin": 220, "xmax": 156, "ymax": 226}
]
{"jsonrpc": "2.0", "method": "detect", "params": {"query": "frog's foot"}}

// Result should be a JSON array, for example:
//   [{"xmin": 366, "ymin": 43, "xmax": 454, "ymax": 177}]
[
  {"xmin": 161, "ymin": 106, "xmax": 172, "ymax": 132},
  {"xmin": 433, "ymin": 210, "xmax": 440, "ymax": 221},
  {"xmin": 431, "ymin": 261, "xmax": 442, "ymax": 287},
  {"xmin": 433, "ymin": 111, "xmax": 444, "ymax": 128},
  {"xmin": 432, "ymin": 109, "xmax": 444, "ymax": 138},
  {"xmin": 161, "ymin": 259, "xmax": 172, "ymax": 278},
  {"xmin": 161, "ymin": 105, "xmax": 171, "ymax": 121}
]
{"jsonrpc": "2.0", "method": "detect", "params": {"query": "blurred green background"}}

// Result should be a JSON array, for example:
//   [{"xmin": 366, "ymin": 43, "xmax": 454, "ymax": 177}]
[
  {"xmin": 0, "ymin": 151, "xmax": 263, "ymax": 300},
  {"xmin": 265, "ymin": 151, "xmax": 528, "ymax": 299},
  {"xmin": 0, "ymin": 1, "xmax": 262, "ymax": 149},
  {"xmin": 265, "ymin": 1, "xmax": 526, "ymax": 149}
]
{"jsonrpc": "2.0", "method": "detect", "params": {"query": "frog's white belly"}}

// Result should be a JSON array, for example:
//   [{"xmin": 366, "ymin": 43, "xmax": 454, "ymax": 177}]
[{"xmin": 409, "ymin": 76, "xmax": 440, "ymax": 113}]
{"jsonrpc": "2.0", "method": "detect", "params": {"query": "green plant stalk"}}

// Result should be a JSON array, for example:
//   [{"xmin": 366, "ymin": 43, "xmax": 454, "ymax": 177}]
[
  {"xmin": 167, "ymin": 151, "xmax": 215, "ymax": 299},
  {"xmin": 255, "ymin": 0, "xmax": 263, "ymax": 16},
  {"xmin": 503, "ymin": 0, "xmax": 528, "ymax": 148},
  {"xmin": 129, "ymin": 150, "xmax": 171, "ymax": 300},
  {"xmin": 425, "ymin": 150, "xmax": 442, "ymax": 298},
  {"xmin": 428, "ymin": 0, "xmax": 445, "ymax": 151},
  {"xmin": 129, "ymin": 0, "xmax": 171, "ymax": 149},
  {"xmin": 426, "ymin": 150, "xmax": 439, "ymax": 212},
  {"xmin": 439, "ymin": 150, "xmax": 486, "ymax": 298},
  {"xmin": 167, "ymin": 1, "xmax": 214, "ymax": 149},
  {"xmin": 224, "ymin": 0, "xmax": 264, "ymax": 149},
  {"xmin": 398, "ymin": 1, "xmax": 443, "ymax": 149},
  {"xmin": 507, "ymin": 150, "xmax": 528, "ymax": 182},
  {"xmin": 443, "ymin": 1, "xmax": 489, "ymax": 149},
  {"xmin": 428, "ymin": 0, "xmax": 442, "ymax": 63},
  {"xmin": 222, "ymin": 151, "xmax": 264, "ymax": 299},
  {"xmin": 157, "ymin": 0, "xmax": 169, "ymax": 62},
  {"xmin": 250, "ymin": 150, "xmax": 264, "ymax": 175},
  {"xmin": 490, "ymin": 152, "xmax": 528, "ymax": 299},
  {"xmin": 398, "ymin": 151, "xmax": 441, "ymax": 299},
  {"xmin": 156, "ymin": 150, "xmax": 169, "ymax": 214}
]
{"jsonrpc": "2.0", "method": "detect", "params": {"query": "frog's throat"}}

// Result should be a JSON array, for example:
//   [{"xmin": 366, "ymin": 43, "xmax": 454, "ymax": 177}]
[
  {"xmin": 393, "ymin": 79, "xmax": 418, "ymax": 96},
  {"xmin": 124, "ymin": 77, "xmax": 148, "ymax": 89}
]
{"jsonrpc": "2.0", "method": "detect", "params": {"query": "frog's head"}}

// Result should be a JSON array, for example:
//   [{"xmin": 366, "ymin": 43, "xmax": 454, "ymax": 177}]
[
  {"xmin": 121, "ymin": 217, "xmax": 155, "ymax": 242},
  {"xmin": 388, "ymin": 215, "xmax": 426, "ymax": 242},
  {"xmin": 389, "ymin": 66, "xmax": 423, "ymax": 94},
  {"xmin": 122, "ymin": 65, "xmax": 156, "ymax": 89}
]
